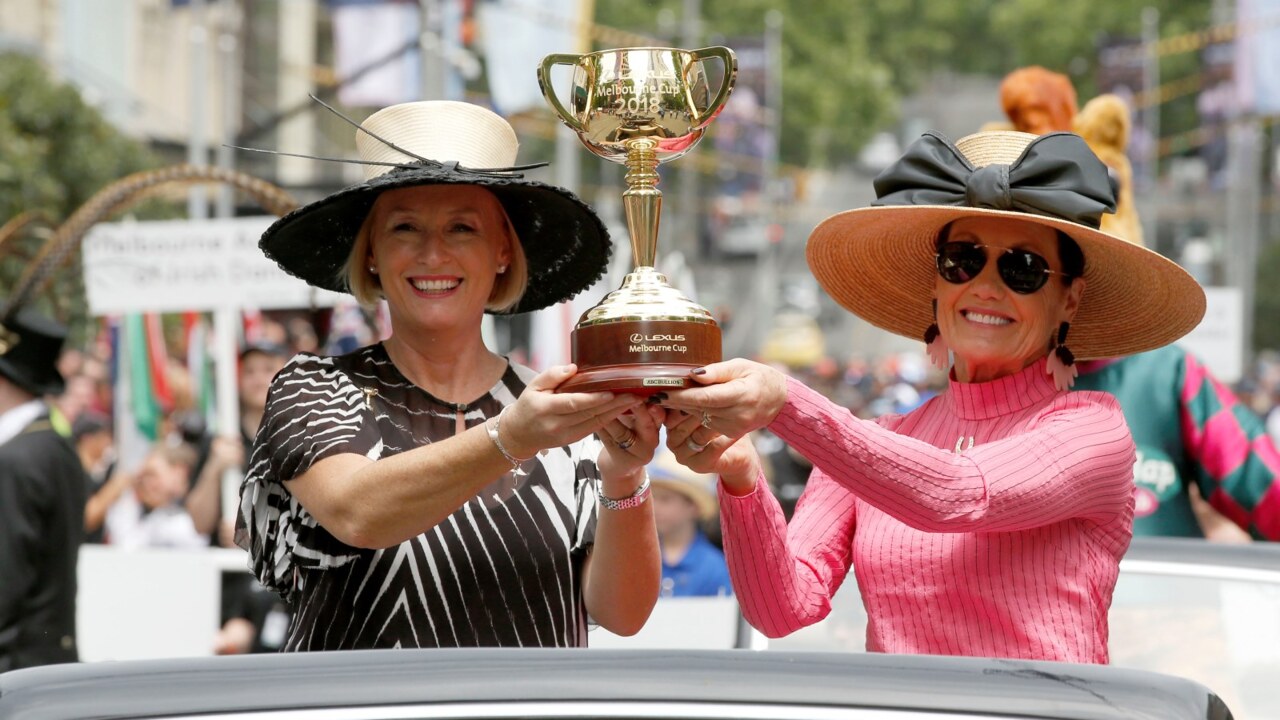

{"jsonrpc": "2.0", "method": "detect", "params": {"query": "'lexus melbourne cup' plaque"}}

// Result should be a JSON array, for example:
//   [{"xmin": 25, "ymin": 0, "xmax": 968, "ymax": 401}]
[{"xmin": 539, "ymin": 46, "xmax": 736, "ymax": 392}]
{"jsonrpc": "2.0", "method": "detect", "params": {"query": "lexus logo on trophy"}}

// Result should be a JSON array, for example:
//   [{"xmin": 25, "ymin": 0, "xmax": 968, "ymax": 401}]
[{"xmin": 539, "ymin": 46, "xmax": 737, "ymax": 392}]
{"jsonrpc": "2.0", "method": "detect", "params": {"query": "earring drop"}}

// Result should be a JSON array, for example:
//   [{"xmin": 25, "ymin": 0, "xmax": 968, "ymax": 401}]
[
  {"xmin": 1045, "ymin": 321, "xmax": 1077, "ymax": 391},
  {"xmin": 924, "ymin": 299, "xmax": 950, "ymax": 371},
  {"xmin": 368, "ymin": 266, "xmax": 378, "ymax": 274},
  {"xmin": 497, "ymin": 264, "xmax": 508, "ymax": 274}
]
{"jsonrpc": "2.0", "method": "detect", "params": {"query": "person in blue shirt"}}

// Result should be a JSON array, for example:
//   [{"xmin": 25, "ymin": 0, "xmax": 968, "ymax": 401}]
[{"xmin": 649, "ymin": 448, "xmax": 732, "ymax": 597}]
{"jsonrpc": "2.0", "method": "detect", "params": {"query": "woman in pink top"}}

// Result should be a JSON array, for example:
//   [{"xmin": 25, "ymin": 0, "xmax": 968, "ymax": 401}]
[{"xmin": 660, "ymin": 130, "xmax": 1207, "ymax": 664}]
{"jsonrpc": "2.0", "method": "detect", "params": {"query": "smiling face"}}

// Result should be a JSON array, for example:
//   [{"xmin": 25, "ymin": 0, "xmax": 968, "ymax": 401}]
[
  {"xmin": 366, "ymin": 185, "xmax": 514, "ymax": 336},
  {"xmin": 934, "ymin": 217, "xmax": 1085, "ymax": 383}
]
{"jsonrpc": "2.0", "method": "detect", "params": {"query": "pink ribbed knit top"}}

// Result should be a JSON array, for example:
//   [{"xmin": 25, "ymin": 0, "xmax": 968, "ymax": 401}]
[{"xmin": 719, "ymin": 358, "xmax": 1136, "ymax": 664}]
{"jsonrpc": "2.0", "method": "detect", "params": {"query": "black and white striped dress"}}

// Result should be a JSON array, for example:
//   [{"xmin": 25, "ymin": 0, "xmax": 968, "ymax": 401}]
[{"xmin": 236, "ymin": 344, "xmax": 602, "ymax": 650}]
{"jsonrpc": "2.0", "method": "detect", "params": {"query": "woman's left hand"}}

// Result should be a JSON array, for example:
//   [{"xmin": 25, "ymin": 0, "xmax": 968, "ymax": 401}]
[
  {"xmin": 596, "ymin": 401, "xmax": 666, "ymax": 492},
  {"xmin": 664, "ymin": 410, "xmax": 762, "ymax": 496},
  {"xmin": 661, "ymin": 358, "xmax": 789, "ymax": 441}
]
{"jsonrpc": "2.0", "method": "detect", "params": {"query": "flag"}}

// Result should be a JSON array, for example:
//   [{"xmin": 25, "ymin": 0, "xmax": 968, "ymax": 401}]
[
  {"xmin": 112, "ymin": 316, "xmax": 156, "ymax": 472},
  {"xmin": 124, "ymin": 314, "xmax": 161, "ymax": 441},
  {"xmin": 1235, "ymin": 0, "xmax": 1280, "ymax": 114},
  {"xmin": 331, "ymin": 0, "xmax": 422, "ymax": 107},
  {"xmin": 479, "ymin": 0, "xmax": 584, "ymax": 115},
  {"xmin": 185, "ymin": 312, "xmax": 216, "ymax": 429},
  {"xmin": 145, "ymin": 313, "xmax": 173, "ymax": 414}
]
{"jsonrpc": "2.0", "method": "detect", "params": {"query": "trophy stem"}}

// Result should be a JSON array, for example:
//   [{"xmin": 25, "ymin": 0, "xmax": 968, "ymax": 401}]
[{"xmin": 623, "ymin": 138, "xmax": 661, "ymax": 268}]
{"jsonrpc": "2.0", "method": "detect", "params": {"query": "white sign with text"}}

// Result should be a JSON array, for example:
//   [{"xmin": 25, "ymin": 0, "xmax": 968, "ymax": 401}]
[
  {"xmin": 83, "ymin": 217, "xmax": 344, "ymax": 314},
  {"xmin": 1177, "ymin": 285, "xmax": 1244, "ymax": 384}
]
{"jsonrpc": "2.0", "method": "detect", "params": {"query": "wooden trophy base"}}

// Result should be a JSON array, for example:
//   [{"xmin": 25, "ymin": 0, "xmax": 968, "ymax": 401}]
[{"xmin": 557, "ymin": 318, "xmax": 722, "ymax": 394}]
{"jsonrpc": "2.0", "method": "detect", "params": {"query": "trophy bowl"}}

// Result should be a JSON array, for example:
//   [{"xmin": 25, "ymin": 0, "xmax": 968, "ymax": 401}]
[{"xmin": 539, "ymin": 46, "xmax": 737, "ymax": 394}]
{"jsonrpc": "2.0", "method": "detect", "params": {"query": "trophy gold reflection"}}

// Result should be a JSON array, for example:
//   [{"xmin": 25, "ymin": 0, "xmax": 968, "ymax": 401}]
[{"xmin": 538, "ymin": 46, "xmax": 737, "ymax": 393}]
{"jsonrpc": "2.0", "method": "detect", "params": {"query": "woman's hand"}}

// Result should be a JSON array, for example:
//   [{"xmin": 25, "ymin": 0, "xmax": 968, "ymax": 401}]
[
  {"xmin": 597, "ymin": 402, "xmax": 666, "ymax": 493},
  {"xmin": 664, "ymin": 409, "xmax": 762, "ymax": 496},
  {"xmin": 661, "ymin": 359, "xmax": 789, "ymax": 441},
  {"xmin": 500, "ymin": 364, "xmax": 644, "ymax": 459}
]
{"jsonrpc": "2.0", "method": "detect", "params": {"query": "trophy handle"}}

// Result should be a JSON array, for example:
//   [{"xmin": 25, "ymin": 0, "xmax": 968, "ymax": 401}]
[
  {"xmin": 538, "ymin": 54, "xmax": 588, "ymax": 134},
  {"xmin": 689, "ymin": 46, "xmax": 738, "ymax": 129}
]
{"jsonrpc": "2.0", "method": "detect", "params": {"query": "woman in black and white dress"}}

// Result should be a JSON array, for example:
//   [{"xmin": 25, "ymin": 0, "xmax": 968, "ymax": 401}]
[{"xmin": 236, "ymin": 101, "xmax": 663, "ymax": 650}]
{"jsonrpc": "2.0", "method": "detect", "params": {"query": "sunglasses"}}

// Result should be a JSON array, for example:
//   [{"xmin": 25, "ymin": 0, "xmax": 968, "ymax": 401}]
[{"xmin": 935, "ymin": 241, "xmax": 1068, "ymax": 295}]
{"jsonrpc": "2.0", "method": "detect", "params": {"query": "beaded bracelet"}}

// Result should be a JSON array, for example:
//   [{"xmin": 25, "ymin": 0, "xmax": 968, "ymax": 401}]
[{"xmin": 595, "ymin": 474, "xmax": 652, "ymax": 511}]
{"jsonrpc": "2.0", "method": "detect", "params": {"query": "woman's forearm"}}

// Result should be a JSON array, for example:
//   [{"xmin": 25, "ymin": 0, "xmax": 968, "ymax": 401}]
[
  {"xmin": 582, "ymin": 469, "xmax": 660, "ymax": 635},
  {"xmin": 286, "ymin": 421, "xmax": 532, "ymax": 549},
  {"xmin": 84, "ymin": 472, "xmax": 132, "ymax": 533}
]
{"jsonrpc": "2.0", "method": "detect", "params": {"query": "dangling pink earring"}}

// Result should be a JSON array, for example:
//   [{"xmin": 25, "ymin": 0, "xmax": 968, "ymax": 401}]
[
  {"xmin": 1046, "ymin": 321, "xmax": 1077, "ymax": 391},
  {"xmin": 924, "ymin": 299, "xmax": 950, "ymax": 371}
]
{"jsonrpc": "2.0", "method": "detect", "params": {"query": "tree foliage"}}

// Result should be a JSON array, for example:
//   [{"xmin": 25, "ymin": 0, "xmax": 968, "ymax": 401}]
[
  {"xmin": 594, "ymin": 0, "xmax": 1215, "ymax": 167},
  {"xmin": 0, "ymin": 53, "xmax": 162, "ymax": 327}
]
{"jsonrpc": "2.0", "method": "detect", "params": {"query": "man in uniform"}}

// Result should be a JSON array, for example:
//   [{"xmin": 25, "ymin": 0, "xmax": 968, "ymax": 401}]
[{"xmin": 0, "ymin": 305, "xmax": 88, "ymax": 670}]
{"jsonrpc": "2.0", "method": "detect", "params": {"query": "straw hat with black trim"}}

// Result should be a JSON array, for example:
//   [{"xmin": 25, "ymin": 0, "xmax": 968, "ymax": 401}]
[
  {"xmin": 258, "ymin": 100, "xmax": 611, "ymax": 314},
  {"xmin": 806, "ymin": 130, "xmax": 1205, "ymax": 360},
  {"xmin": 648, "ymin": 448, "xmax": 718, "ymax": 521}
]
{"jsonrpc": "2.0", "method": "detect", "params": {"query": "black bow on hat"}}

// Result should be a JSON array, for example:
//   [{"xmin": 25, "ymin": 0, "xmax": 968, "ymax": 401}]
[{"xmin": 871, "ymin": 131, "xmax": 1117, "ymax": 229}]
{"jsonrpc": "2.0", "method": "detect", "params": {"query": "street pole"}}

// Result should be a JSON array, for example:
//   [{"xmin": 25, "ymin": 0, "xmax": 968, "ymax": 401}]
[
  {"xmin": 420, "ymin": 0, "xmax": 444, "ymax": 101},
  {"xmin": 752, "ymin": 10, "xmax": 783, "ymax": 357},
  {"xmin": 215, "ymin": 1, "xmax": 241, "ymax": 219},
  {"xmin": 677, "ymin": 0, "xmax": 702, "ymax": 260},
  {"xmin": 1226, "ymin": 120, "xmax": 1262, "ymax": 373},
  {"xmin": 214, "ymin": 2, "xmax": 246, "ymax": 525},
  {"xmin": 1140, "ymin": 6, "xmax": 1159, "ymax": 246},
  {"xmin": 277, "ymin": 0, "xmax": 317, "ymax": 187},
  {"xmin": 188, "ymin": 0, "xmax": 209, "ymax": 221}
]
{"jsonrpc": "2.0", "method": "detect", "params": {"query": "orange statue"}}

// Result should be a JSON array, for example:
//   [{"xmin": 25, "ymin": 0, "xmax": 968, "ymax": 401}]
[{"xmin": 999, "ymin": 66, "xmax": 1078, "ymax": 135}]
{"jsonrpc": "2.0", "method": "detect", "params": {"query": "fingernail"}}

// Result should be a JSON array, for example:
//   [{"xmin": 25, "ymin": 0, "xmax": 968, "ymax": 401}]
[{"xmin": 691, "ymin": 368, "xmax": 707, "ymax": 376}]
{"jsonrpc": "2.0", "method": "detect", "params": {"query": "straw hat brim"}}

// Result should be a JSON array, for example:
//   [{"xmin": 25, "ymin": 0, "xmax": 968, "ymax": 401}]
[
  {"xmin": 650, "ymin": 476, "xmax": 717, "ymax": 520},
  {"xmin": 259, "ymin": 165, "xmax": 611, "ymax": 314},
  {"xmin": 806, "ymin": 205, "xmax": 1206, "ymax": 360}
]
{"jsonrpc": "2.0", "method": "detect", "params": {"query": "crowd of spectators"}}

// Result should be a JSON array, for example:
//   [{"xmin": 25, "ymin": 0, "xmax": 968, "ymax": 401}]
[{"xmin": 42, "ymin": 305, "xmax": 1280, "ymax": 654}]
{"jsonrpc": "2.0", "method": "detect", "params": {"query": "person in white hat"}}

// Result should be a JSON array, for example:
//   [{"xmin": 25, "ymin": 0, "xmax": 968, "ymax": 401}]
[
  {"xmin": 647, "ymin": 448, "xmax": 731, "ymax": 598},
  {"xmin": 236, "ymin": 100, "xmax": 664, "ymax": 650},
  {"xmin": 659, "ymin": 129, "xmax": 1206, "ymax": 664}
]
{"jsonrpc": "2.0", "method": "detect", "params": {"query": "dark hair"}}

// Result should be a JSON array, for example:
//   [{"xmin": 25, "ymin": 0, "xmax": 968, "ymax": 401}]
[
  {"xmin": 71, "ymin": 411, "xmax": 112, "ymax": 442},
  {"xmin": 937, "ymin": 222, "xmax": 1085, "ymax": 285}
]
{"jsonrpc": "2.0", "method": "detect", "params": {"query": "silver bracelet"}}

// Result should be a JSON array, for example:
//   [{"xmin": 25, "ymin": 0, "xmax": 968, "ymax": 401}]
[
  {"xmin": 487, "ymin": 407, "xmax": 532, "ymax": 468},
  {"xmin": 595, "ymin": 473, "xmax": 651, "ymax": 511}
]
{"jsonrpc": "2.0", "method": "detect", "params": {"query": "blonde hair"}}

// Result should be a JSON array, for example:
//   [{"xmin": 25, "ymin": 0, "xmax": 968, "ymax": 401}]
[{"xmin": 339, "ymin": 186, "xmax": 529, "ymax": 311}]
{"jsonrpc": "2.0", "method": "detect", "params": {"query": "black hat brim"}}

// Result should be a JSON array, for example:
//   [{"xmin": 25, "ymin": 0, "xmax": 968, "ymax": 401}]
[
  {"xmin": 0, "ymin": 358, "xmax": 64, "ymax": 397},
  {"xmin": 259, "ymin": 166, "xmax": 612, "ymax": 314}
]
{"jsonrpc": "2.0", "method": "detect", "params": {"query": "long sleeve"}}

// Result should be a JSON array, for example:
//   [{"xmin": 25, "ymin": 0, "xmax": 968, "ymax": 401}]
[
  {"xmin": 719, "ymin": 467, "xmax": 857, "ymax": 637},
  {"xmin": 1179, "ymin": 352, "xmax": 1280, "ymax": 540},
  {"xmin": 721, "ymin": 361, "xmax": 1133, "ymax": 663},
  {"xmin": 0, "ymin": 464, "xmax": 40, "ymax": 661},
  {"xmin": 772, "ymin": 376, "xmax": 1135, "ymax": 536}
]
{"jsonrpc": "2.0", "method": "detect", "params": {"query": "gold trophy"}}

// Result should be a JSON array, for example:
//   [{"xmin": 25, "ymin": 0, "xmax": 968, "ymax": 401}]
[{"xmin": 539, "ymin": 46, "xmax": 737, "ymax": 393}]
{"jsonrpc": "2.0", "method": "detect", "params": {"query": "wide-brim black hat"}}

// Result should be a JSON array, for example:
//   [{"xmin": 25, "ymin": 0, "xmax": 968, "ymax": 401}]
[
  {"xmin": 0, "ymin": 306, "xmax": 67, "ymax": 396},
  {"xmin": 258, "ymin": 101, "xmax": 611, "ymax": 314}
]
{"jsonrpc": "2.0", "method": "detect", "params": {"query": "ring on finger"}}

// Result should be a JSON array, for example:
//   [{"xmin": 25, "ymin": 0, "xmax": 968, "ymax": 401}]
[
  {"xmin": 700, "ymin": 410, "xmax": 712, "ymax": 429},
  {"xmin": 686, "ymin": 436, "xmax": 709, "ymax": 453},
  {"xmin": 617, "ymin": 432, "xmax": 636, "ymax": 451}
]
